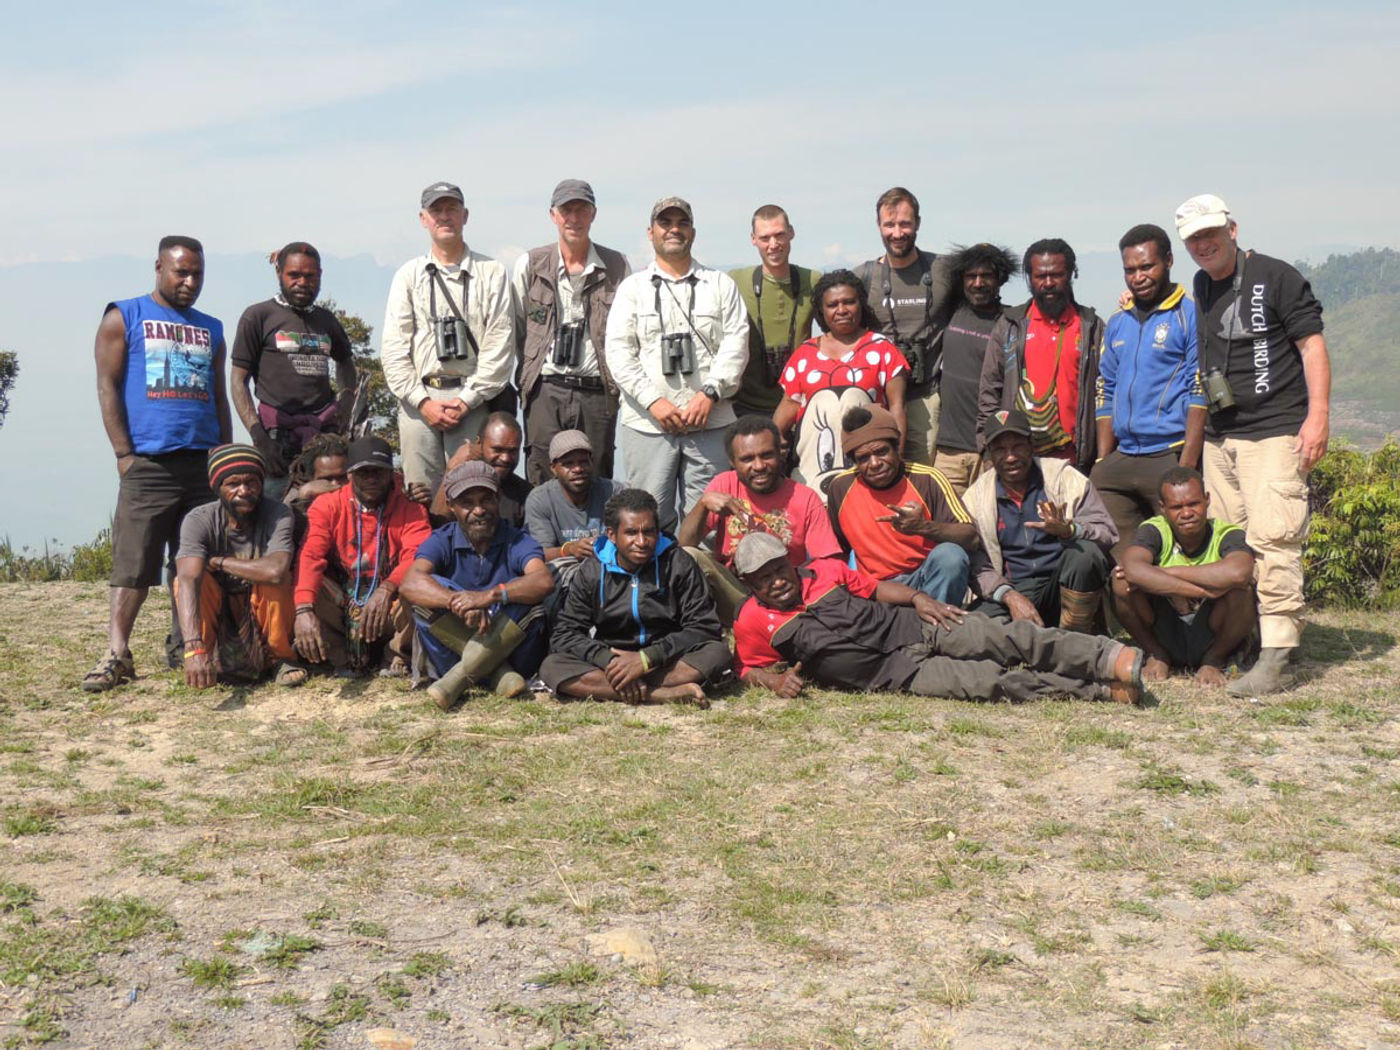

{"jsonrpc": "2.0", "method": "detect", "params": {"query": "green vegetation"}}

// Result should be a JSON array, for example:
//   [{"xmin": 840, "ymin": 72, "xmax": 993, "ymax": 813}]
[{"xmin": 1306, "ymin": 440, "xmax": 1400, "ymax": 607}]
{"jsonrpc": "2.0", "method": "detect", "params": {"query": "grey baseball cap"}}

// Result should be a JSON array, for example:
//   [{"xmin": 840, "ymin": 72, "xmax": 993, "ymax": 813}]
[
  {"xmin": 443, "ymin": 460, "xmax": 499, "ymax": 500},
  {"xmin": 551, "ymin": 179, "xmax": 596, "ymax": 209},
  {"xmin": 650, "ymin": 196, "xmax": 693, "ymax": 225},
  {"xmin": 549, "ymin": 429, "xmax": 593, "ymax": 463},
  {"xmin": 421, "ymin": 181, "xmax": 464, "ymax": 209},
  {"xmin": 733, "ymin": 532, "xmax": 789, "ymax": 576}
]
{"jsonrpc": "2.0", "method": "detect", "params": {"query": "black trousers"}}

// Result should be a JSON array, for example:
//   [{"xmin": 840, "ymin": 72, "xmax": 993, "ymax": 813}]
[{"xmin": 524, "ymin": 379, "xmax": 617, "ymax": 486}]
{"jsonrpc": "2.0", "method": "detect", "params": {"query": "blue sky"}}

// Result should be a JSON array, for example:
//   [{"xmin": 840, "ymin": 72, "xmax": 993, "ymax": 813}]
[{"xmin": 1, "ymin": 1, "xmax": 1397, "ymax": 547}]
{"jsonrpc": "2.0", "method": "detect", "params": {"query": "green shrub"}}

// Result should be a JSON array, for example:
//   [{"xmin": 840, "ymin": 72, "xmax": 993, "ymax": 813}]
[
  {"xmin": 1305, "ymin": 441, "xmax": 1400, "ymax": 608},
  {"xmin": 0, "ymin": 525, "xmax": 113, "ymax": 584}
]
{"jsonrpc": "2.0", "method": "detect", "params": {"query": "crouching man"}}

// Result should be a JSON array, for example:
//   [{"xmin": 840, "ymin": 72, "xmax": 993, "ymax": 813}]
[
  {"xmin": 400, "ymin": 461, "xmax": 555, "ymax": 709},
  {"xmin": 293, "ymin": 436, "xmax": 431, "ymax": 676},
  {"xmin": 175, "ymin": 444, "xmax": 304, "ymax": 687},
  {"xmin": 540, "ymin": 488, "xmax": 731, "ymax": 707},
  {"xmin": 1112, "ymin": 467, "xmax": 1257, "ymax": 687},
  {"xmin": 732, "ymin": 532, "xmax": 1143, "ymax": 704}
]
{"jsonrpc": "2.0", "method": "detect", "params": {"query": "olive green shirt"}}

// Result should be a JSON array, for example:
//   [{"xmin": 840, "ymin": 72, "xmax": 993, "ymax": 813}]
[{"xmin": 728, "ymin": 264, "xmax": 820, "ymax": 414}]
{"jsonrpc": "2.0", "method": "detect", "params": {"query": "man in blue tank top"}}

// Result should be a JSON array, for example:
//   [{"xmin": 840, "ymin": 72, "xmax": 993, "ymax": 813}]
[{"xmin": 85, "ymin": 236, "xmax": 232, "ymax": 692}]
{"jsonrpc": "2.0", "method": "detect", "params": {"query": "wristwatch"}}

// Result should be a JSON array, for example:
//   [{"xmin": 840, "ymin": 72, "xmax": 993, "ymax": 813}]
[{"xmin": 701, "ymin": 383, "xmax": 719, "ymax": 401}]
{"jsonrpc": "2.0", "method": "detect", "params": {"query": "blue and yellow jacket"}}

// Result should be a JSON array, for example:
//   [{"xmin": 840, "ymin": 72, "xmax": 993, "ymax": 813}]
[{"xmin": 1094, "ymin": 286, "xmax": 1206, "ymax": 456}]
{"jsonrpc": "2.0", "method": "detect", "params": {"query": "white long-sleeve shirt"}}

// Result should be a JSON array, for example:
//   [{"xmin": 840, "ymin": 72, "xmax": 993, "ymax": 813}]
[
  {"xmin": 604, "ymin": 260, "xmax": 749, "ymax": 433},
  {"xmin": 380, "ymin": 248, "xmax": 514, "ymax": 412}
]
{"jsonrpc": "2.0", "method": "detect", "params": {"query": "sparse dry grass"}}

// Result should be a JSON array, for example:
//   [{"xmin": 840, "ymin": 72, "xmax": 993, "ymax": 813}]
[{"xmin": 1, "ymin": 581, "xmax": 1400, "ymax": 1048}]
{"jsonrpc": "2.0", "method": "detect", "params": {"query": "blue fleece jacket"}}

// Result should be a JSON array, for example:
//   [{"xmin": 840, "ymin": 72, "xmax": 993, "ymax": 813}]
[{"xmin": 1094, "ymin": 285, "xmax": 1206, "ymax": 456}]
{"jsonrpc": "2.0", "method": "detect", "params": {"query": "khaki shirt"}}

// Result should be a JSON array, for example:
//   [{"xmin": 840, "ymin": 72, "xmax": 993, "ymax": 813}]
[
  {"xmin": 509, "ymin": 244, "xmax": 631, "ymax": 379},
  {"xmin": 380, "ymin": 248, "xmax": 514, "ymax": 412},
  {"xmin": 604, "ymin": 260, "xmax": 749, "ymax": 434}
]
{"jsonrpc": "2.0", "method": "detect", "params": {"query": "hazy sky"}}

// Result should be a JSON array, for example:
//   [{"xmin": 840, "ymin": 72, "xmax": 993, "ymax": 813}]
[{"xmin": 2, "ymin": 1, "xmax": 1397, "ymax": 549}]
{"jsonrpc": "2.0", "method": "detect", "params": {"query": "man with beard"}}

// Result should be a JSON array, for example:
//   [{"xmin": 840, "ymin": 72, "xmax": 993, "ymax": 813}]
[
  {"xmin": 401, "ymin": 461, "xmax": 555, "ymax": 709},
  {"xmin": 1112, "ymin": 467, "xmax": 1257, "ymax": 687},
  {"xmin": 293, "ymin": 435, "xmax": 432, "ymax": 676},
  {"xmin": 826, "ymin": 405, "xmax": 978, "ymax": 605},
  {"xmin": 428, "ymin": 411, "xmax": 532, "ymax": 526},
  {"xmin": 605, "ymin": 197, "xmax": 750, "ymax": 531},
  {"xmin": 512, "ymin": 179, "xmax": 631, "ymax": 485},
  {"xmin": 964, "ymin": 409, "xmax": 1116, "ymax": 632},
  {"xmin": 1175, "ymin": 193, "xmax": 1330, "ymax": 695},
  {"xmin": 732, "ymin": 532, "xmax": 1142, "ymax": 704},
  {"xmin": 1091, "ymin": 224, "xmax": 1206, "ymax": 558},
  {"xmin": 523, "ymin": 430, "xmax": 622, "ymax": 561},
  {"xmin": 541, "ymin": 489, "xmax": 730, "ymax": 707},
  {"xmin": 677, "ymin": 416, "xmax": 841, "ymax": 624},
  {"xmin": 856, "ymin": 187, "xmax": 955, "ymax": 464},
  {"xmin": 932, "ymin": 244, "xmax": 1019, "ymax": 495},
  {"xmin": 85, "ymin": 235, "xmax": 232, "ymax": 693},
  {"xmin": 978, "ymin": 239, "xmax": 1105, "ymax": 472},
  {"xmin": 231, "ymin": 242, "xmax": 356, "ymax": 499},
  {"xmin": 729, "ymin": 205, "xmax": 821, "ymax": 418},
  {"xmin": 174, "ymin": 444, "xmax": 304, "ymax": 688},
  {"xmin": 380, "ymin": 181, "xmax": 513, "ymax": 497}
]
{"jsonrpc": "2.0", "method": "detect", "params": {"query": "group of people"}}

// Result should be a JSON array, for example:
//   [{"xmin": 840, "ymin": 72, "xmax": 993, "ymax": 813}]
[{"xmin": 85, "ymin": 181, "xmax": 1330, "ymax": 706}]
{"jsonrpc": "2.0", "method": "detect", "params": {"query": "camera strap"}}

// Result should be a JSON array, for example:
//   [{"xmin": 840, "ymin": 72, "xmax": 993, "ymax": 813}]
[
  {"xmin": 425, "ymin": 261, "xmax": 482, "ymax": 358},
  {"xmin": 1200, "ymin": 249, "xmax": 1250, "ymax": 376},
  {"xmin": 881, "ymin": 254, "xmax": 934, "ymax": 347},
  {"xmin": 652, "ymin": 274, "xmax": 716, "ymax": 357},
  {"xmin": 751, "ymin": 266, "xmax": 800, "ymax": 353}
]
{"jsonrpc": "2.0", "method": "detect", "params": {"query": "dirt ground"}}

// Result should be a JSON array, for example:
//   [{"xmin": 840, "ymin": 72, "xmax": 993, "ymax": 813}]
[{"xmin": 2, "ymin": 581, "xmax": 1399, "ymax": 1050}]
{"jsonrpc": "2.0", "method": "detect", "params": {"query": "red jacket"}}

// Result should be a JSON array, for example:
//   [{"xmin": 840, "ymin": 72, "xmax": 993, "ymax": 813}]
[{"xmin": 294, "ymin": 485, "xmax": 431, "ymax": 606}]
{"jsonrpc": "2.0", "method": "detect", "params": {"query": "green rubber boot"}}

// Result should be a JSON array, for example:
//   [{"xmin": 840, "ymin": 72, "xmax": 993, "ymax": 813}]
[{"xmin": 426, "ymin": 615, "xmax": 526, "ymax": 711}]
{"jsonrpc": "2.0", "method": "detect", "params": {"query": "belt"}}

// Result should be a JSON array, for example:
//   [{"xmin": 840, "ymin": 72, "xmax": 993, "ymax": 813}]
[
  {"xmin": 544, "ymin": 374, "xmax": 605, "ymax": 392},
  {"xmin": 423, "ymin": 374, "xmax": 465, "ymax": 390}
]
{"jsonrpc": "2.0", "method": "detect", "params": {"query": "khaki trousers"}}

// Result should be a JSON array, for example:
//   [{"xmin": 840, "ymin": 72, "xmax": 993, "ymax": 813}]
[
  {"xmin": 902, "ymin": 388, "xmax": 941, "ymax": 466},
  {"xmin": 1202, "ymin": 434, "xmax": 1308, "ymax": 648},
  {"xmin": 931, "ymin": 448, "xmax": 985, "ymax": 499}
]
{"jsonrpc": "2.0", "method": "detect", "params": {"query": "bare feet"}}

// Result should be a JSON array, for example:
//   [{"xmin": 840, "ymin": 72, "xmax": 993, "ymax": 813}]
[
  {"xmin": 648, "ymin": 683, "xmax": 710, "ymax": 708},
  {"xmin": 1143, "ymin": 656, "xmax": 1171, "ymax": 682},
  {"xmin": 1194, "ymin": 664, "xmax": 1227, "ymax": 687}
]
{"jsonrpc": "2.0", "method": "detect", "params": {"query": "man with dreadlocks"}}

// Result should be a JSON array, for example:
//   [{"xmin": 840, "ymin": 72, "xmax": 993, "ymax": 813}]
[
  {"xmin": 230, "ymin": 242, "xmax": 356, "ymax": 499},
  {"xmin": 293, "ymin": 435, "xmax": 431, "ymax": 676},
  {"xmin": 174, "ymin": 444, "xmax": 305, "ymax": 687},
  {"xmin": 977, "ymin": 238, "xmax": 1105, "ymax": 473},
  {"xmin": 932, "ymin": 243, "xmax": 1019, "ymax": 496}
]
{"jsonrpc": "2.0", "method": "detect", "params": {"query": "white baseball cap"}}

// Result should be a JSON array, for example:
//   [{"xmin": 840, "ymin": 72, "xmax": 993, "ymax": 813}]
[{"xmin": 1175, "ymin": 194, "xmax": 1232, "ymax": 238}]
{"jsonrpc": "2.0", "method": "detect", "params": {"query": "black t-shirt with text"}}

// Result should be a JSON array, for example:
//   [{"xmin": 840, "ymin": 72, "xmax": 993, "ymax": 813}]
[
  {"xmin": 938, "ymin": 302, "xmax": 1007, "ymax": 452},
  {"xmin": 1193, "ymin": 251, "xmax": 1323, "ymax": 439},
  {"xmin": 231, "ymin": 298, "xmax": 354, "ymax": 414}
]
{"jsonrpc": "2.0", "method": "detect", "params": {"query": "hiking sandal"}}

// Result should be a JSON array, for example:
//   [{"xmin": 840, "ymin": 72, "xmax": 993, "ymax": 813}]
[
  {"xmin": 81, "ymin": 650, "xmax": 135, "ymax": 693},
  {"xmin": 274, "ymin": 662, "xmax": 309, "ymax": 688}
]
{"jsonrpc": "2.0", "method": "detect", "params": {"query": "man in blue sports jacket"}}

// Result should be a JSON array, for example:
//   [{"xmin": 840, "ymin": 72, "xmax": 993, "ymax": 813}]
[{"xmin": 1090, "ymin": 223, "xmax": 1206, "ymax": 558}]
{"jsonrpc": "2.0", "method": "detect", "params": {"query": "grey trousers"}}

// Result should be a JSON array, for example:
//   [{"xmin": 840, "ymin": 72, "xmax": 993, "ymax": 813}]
[
  {"xmin": 524, "ymin": 379, "xmax": 617, "ymax": 487},
  {"xmin": 903, "ymin": 613, "xmax": 1121, "ymax": 702},
  {"xmin": 398, "ymin": 401, "xmax": 486, "ymax": 492},
  {"xmin": 617, "ymin": 425, "xmax": 729, "ymax": 533}
]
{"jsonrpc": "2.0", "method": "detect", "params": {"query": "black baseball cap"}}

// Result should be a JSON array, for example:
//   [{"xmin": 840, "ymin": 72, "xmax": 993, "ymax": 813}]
[
  {"xmin": 983, "ymin": 408, "xmax": 1033, "ymax": 444},
  {"xmin": 347, "ymin": 435, "xmax": 394, "ymax": 472}
]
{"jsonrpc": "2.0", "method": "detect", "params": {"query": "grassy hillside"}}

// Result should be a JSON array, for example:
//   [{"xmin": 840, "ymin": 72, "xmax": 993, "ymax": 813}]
[{"xmin": 1297, "ymin": 249, "xmax": 1400, "ymax": 445}]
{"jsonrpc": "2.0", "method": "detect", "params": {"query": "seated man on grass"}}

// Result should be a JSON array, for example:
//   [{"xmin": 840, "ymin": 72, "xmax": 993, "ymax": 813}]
[
  {"xmin": 965, "ymin": 408, "xmax": 1116, "ymax": 631},
  {"xmin": 677, "ymin": 415, "xmax": 842, "ymax": 624},
  {"xmin": 732, "ymin": 531, "xmax": 1143, "ymax": 704},
  {"xmin": 175, "ymin": 444, "xmax": 305, "ymax": 688},
  {"xmin": 826, "ymin": 405, "xmax": 979, "ymax": 605},
  {"xmin": 1112, "ymin": 466, "xmax": 1257, "ymax": 687},
  {"xmin": 293, "ymin": 436, "xmax": 432, "ymax": 677},
  {"xmin": 540, "ymin": 488, "xmax": 731, "ymax": 707},
  {"xmin": 400, "ymin": 460, "xmax": 555, "ymax": 710}
]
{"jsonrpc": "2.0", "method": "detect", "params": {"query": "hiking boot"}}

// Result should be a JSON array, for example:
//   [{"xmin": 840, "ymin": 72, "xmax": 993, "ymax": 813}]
[
  {"xmin": 82, "ymin": 650, "xmax": 135, "ymax": 693},
  {"xmin": 1227, "ymin": 647, "xmax": 1295, "ymax": 697},
  {"xmin": 1101, "ymin": 679, "xmax": 1141, "ymax": 705},
  {"xmin": 1107, "ymin": 644, "xmax": 1144, "ymax": 689}
]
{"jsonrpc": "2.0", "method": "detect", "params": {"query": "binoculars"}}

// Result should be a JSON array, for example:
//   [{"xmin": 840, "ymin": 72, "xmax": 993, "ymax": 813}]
[
  {"xmin": 434, "ymin": 316, "xmax": 474, "ymax": 363},
  {"xmin": 553, "ymin": 321, "xmax": 586, "ymax": 368},
  {"xmin": 660, "ymin": 332, "xmax": 696, "ymax": 376},
  {"xmin": 763, "ymin": 345, "xmax": 793, "ymax": 384},
  {"xmin": 896, "ymin": 336, "xmax": 934, "ymax": 387},
  {"xmin": 1203, "ymin": 367, "xmax": 1236, "ymax": 413}
]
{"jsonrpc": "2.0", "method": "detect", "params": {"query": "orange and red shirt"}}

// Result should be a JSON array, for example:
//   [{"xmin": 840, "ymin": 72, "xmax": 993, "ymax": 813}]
[
  {"xmin": 825, "ymin": 464, "xmax": 972, "ymax": 579},
  {"xmin": 1023, "ymin": 302, "xmax": 1082, "ymax": 451}
]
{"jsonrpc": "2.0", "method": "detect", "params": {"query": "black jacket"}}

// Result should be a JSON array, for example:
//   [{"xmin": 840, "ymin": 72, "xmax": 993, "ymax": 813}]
[{"xmin": 551, "ymin": 534, "xmax": 724, "ymax": 669}]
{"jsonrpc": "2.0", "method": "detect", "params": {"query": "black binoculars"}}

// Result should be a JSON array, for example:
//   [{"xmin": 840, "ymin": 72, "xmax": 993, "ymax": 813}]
[{"xmin": 660, "ymin": 332, "xmax": 696, "ymax": 376}]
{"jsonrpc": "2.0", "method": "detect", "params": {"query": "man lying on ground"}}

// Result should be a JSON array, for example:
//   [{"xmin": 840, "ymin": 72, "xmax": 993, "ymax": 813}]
[
  {"xmin": 540, "ymin": 488, "xmax": 731, "ymax": 707},
  {"xmin": 732, "ymin": 532, "xmax": 1143, "ymax": 704},
  {"xmin": 174, "ymin": 444, "xmax": 304, "ymax": 688},
  {"xmin": 1112, "ymin": 467, "xmax": 1257, "ymax": 687}
]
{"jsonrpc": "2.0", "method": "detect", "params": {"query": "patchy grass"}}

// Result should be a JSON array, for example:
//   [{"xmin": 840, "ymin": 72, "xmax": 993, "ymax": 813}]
[{"xmin": 1, "ymin": 585, "xmax": 1398, "ymax": 1048}]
